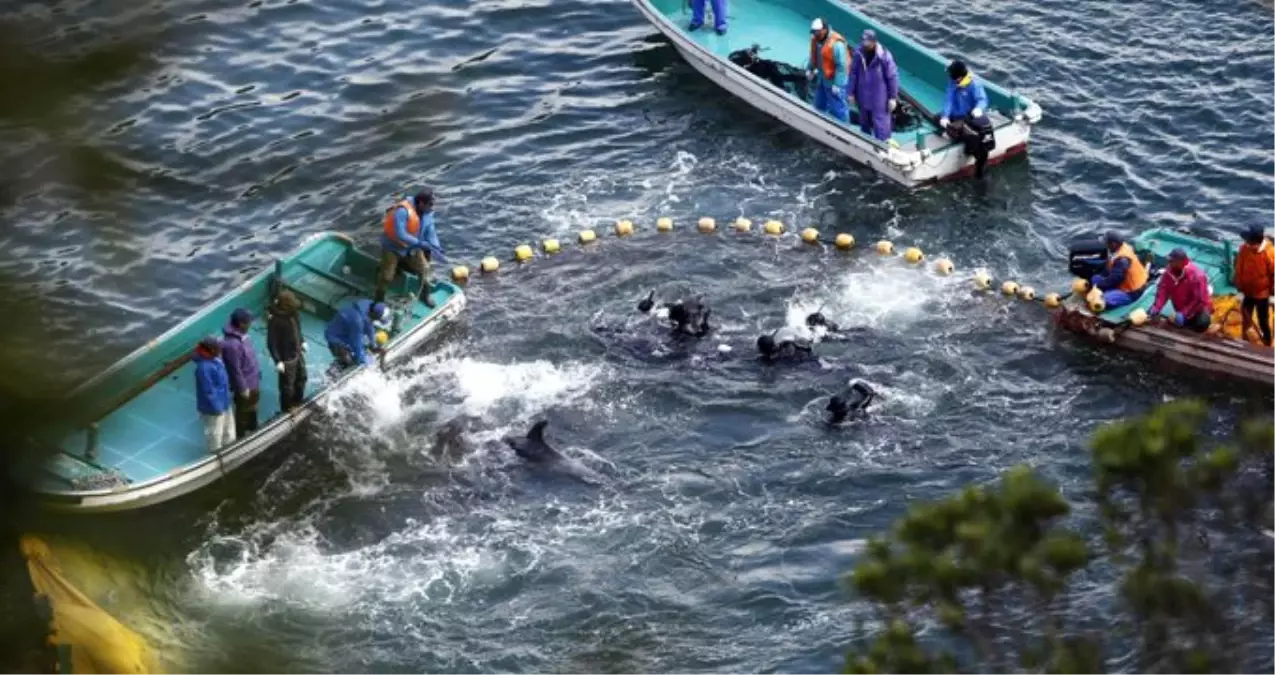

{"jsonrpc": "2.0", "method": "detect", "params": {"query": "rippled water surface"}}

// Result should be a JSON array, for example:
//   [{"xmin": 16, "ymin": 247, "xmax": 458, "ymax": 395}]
[{"xmin": 1, "ymin": 0, "xmax": 1272, "ymax": 671}]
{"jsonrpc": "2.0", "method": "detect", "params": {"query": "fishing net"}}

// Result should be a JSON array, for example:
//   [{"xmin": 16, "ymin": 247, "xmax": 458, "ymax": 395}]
[
  {"xmin": 20, "ymin": 536, "xmax": 157, "ymax": 674},
  {"xmin": 1210, "ymin": 294, "xmax": 1273, "ymax": 343}
]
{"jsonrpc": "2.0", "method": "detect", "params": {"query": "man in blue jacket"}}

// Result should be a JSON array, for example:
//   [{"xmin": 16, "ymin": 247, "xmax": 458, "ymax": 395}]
[
  {"xmin": 376, "ymin": 189, "xmax": 446, "ymax": 308},
  {"xmin": 939, "ymin": 60, "xmax": 995, "ymax": 176},
  {"xmin": 325, "ymin": 299, "xmax": 392, "ymax": 371},
  {"xmin": 193, "ymin": 336, "xmax": 234, "ymax": 452}
]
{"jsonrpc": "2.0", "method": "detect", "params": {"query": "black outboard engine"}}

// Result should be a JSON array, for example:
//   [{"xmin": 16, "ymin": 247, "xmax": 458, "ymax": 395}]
[{"xmin": 1068, "ymin": 236, "xmax": 1109, "ymax": 279}]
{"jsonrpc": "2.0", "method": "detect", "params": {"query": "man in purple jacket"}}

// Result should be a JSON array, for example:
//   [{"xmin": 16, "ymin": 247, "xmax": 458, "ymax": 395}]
[
  {"xmin": 846, "ymin": 29, "xmax": 900, "ymax": 142},
  {"xmin": 222, "ymin": 307, "xmax": 262, "ymax": 437}
]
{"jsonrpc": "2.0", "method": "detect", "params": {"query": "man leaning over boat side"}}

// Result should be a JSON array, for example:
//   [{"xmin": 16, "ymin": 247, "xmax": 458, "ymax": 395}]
[
  {"xmin": 193, "ymin": 337, "xmax": 235, "ymax": 453},
  {"xmin": 325, "ymin": 299, "xmax": 393, "ymax": 371},
  {"xmin": 375, "ymin": 189, "xmax": 445, "ymax": 308},
  {"xmin": 807, "ymin": 19, "xmax": 850, "ymax": 124},
  {"xmin": 1087, "ymin": 231, "xmax": 1149, "ymax": 310},
  {"xmin": 1148, "ymin": 248, "xmax": 1214, "ymax": 333},
  {"xmin": 222, "ymin": 308, "xmax": 262, "ymax": 438},
  {"xmin": 268, "ymin": 290, "xmax": 309, "ymax": 412},
  {"xmin": 846, "ymin": 29, "xmax": 899, "ymax": 142},
  {"xmin": 1234, "ymin": 223, "xmax": 1275, "ymax": 346},
  {"xmin": 688, "ymin": 0, "xmax": 727, "ymax": 35}
]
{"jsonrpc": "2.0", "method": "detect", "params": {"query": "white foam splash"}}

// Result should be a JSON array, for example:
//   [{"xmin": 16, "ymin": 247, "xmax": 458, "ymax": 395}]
[{"xmin": 431, "ymin": 357, "xmax": 606, "ymax": 417}]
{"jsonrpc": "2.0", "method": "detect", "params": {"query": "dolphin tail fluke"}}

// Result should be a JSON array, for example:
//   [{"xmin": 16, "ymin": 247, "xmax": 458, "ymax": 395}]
[{"xmin": 528, "ymin": 419, "xmax": 549, "ymax": 442}]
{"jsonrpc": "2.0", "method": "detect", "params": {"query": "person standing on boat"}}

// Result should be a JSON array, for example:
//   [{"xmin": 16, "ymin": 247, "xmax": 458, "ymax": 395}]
[
  {"xmin": 193, "ymin": 337, "xmax": 235, "ymax": 453},
  {"xmin": 376, "ymin": 189, "xmax": 444, "ymax": 308},
  {"xmin": 1088, "ymin": 231, "xmax": 1149, "ymax": 310},
  {"xmin": 1148, "ymin": 248, "xmax": 1213, "ymax": 333},
  {"xmin": 846, "ymin": 29, "xmax": 899, "ymax": 141},
  {"xmin": 688, "ymin": 0, "xmax": 727, "ymax": 35},
  {"xmin": 325, "ymin": 299, "xmax": 392, "ymax": 370},
  {"xmin": 268, "ymin": 290, "xmax": 309, "ymax": 412},
  {"xmin": 806, "ymin": 19, "xmax": 850, "ymax": 123},
  {"xmin": 1234, "ymin": 224, "xmax": 1275, "ymax": 346},
  {"xmin": 221, "ymin": 308, "xmax": 262, "ymax": 437}
]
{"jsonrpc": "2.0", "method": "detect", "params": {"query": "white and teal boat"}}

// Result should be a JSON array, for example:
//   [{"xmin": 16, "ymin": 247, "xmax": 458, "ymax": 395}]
[
  {"xmin": 19, "ymin": 232, "xmax": 466, "ymax": 512},
  {"xmin": 630, "ymin": 0, "xmax": 1043, "ymax": 187}
]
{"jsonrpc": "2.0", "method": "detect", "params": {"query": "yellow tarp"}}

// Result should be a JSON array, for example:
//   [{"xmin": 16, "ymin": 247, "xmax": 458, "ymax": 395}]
[
  {"xmin": 1211, "ymin": 294, "xmax": 1274, "ymax": 344},
  {"xmin": 20, "ymin": 535, "xmax": 159, "ymax": 674}
]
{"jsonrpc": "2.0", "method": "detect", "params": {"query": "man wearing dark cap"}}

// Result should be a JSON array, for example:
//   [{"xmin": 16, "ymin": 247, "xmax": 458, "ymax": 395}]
[
  {"xmin": 1233, "ymin": 223, "xmax": 1274, "ymax": 345},
  {"xmin": 847, "ymin": 29, "xmax": 899, "ymax": 141},
  {"xmin": 1149, "ymin": 248, "xmax": 1214, "ymax": 332},
  {"xmin": 1089, "ymin": 231, "xmax": 1149, "ymax": 309},
  {"xmin": 376, "ymin": 189, "xmax": 445, "ymax": 308},
  {"xmin": 940, "ymin": 59, "xmax": 995, "ymax": 177},
  {"xmin": 221, "ymin": 307, "xmax": 262, "ymax": 436}
]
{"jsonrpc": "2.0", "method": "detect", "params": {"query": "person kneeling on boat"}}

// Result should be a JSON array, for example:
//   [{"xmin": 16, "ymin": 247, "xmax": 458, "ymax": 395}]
[
  {"xmin": 1088, "ymin": 231, "xmax": 1149, "ymax": 310},
  {"xmin": 1233, "ymin": 223, "xmax": 1275, "ymax": 346},
  {"xmin": 939, "ymin": 60, "xmax": 996, "ymax": 177},
  {"xmin": 376, "ymin": 189, "xmax": 445, "ymax": 308},
  {"xmin": 807, "ymin": 19, "xmax": 850, "ymax": 124},
  {"xmin": 847, "ymin": 29, "xmax": 899, "ymax": 142},
  {"xmin": 1148, "ymin": 248, "xmax": 1213, "ymax": 333},
  {"xmin": 268, "ymin": 290, "xmax": 308, "ymax": 412},
  {"xmin": 688, "ymin": 0, "xmax": 727, "ymax": 35},
  {"xmin": 193, "ymin": 337, "xmax": 235, "ymax": 453},
  {"xmin": 325, "ymin": 299, "xmax": 392, "ymax": 370},
  {"xmin": 222, "ymin": 308, "xmax": 262, "ymax": 437}
]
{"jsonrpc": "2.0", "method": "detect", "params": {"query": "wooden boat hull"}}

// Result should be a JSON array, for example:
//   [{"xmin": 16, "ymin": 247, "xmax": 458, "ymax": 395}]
[
  {"xmin": 630, "ymin": 0, "xmax": 1041, "ymax": 187},
  {"xmin": 27, "ymin": 232, "xmax": 467, "ymax": 513}
]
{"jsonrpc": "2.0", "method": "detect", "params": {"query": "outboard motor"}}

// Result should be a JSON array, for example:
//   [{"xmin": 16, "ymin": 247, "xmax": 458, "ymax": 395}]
[{"xmin": 1068, "ymin": 236, "xmax": 1109, "ymax": 279}]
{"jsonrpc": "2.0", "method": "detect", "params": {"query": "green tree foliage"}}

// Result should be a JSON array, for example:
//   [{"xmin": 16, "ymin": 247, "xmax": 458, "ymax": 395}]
[{"xmin": 847, "ymin": 400, "xmax": 1274, "ymax": 674}]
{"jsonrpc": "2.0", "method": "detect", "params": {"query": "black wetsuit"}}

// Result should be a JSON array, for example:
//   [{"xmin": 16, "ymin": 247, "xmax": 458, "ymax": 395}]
[{"xmin": 826, "ymin": 381, "xmax": 876, "ymax": 424}]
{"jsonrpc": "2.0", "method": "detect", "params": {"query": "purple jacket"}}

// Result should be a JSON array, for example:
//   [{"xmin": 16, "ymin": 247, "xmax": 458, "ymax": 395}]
[
  {"xmin": 221, "ymin": 322, "xmax": 261, "ymax": 394},
  {"xmin": 847, "ymin": 45, "xmax": 899, "ymax": 114}
]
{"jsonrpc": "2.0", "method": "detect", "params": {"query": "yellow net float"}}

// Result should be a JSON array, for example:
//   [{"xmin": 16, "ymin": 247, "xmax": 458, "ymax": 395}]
[
  {"xmin": 514, "ymin": 244, "xmax": 533, "ymax": 262},
  {"xmin": 934, "ymin": 258, "xmax": 954, "ymax": 275},
  {"xmin": 1043, "ymin": 292, "xmax": 1061, "ymax": 309},
  {"xmin": 578, "ymin": 229, "xmax": 597, "ymax": 244},
  {"xmin": 1071, "ymin": 278, "xmax": 1090, "ymax": 295},
  {"xmin": 615, "ymin": 219, "xmax": 634, "ymax": 236},
  {"xmin": 1001, "ymin": 280, "xmax": 1019, "ymax": 296},
  {"xmin": 699, "ymin": 217, "xmax": 717, "ymax": 233},
  {"xmin": 801, "ymin": 228, "xmax": 819, "ymax": 244},
  {"xmin": 763, "ymin": 220, "xmax": 784, "ymax": 235},
  {"xmin": 375, "ymin": 330, "xmax": 389, "ymax": 347},
  {"xmin": 657, "ymin": 217, "xmax": 673, "ymax": 232},
  {"xmin": 733, "ymin": 217, "xmax": 752, "ymax": 232},
  {"xmin": 835, "ymin": 233, "xmax": 854, "ymax": 249},
  {"xmin": 1086, "ymin": 287, "xmax": 1106, "ymax": 313},
  {"xmin": 451, "ymin": 265, "xmax": 470, "ymax": 282},
  {"xmin": 903, "ymin": 247, "xmax": 924, "ymax": 264},
  {"xmin": 481, "ymin": 256, "xmax": 500, "ymax": 273},
  {"xmin": 973, "ymin": 270, "xmax": 991, "ymax": 290},
  {"xmin": 875, "ymin": 240, "xmax": 894, "ymax": 255},
  {"xmin": 1018, "ymin": 285, "xmax": 1036, "ymax": 301},
  {"xmin": 542, "ymin": 239, "xmax": 560, "ymax": 254},
  {"xmin": 1129, "ymin": 308, "xmax": 1148, "ymax": 326}
]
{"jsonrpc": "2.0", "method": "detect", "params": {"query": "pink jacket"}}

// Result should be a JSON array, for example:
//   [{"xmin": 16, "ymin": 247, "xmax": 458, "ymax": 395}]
[{"xmin": 1149, "ymin": 262, "xmax": 1213, "ymax": 318}]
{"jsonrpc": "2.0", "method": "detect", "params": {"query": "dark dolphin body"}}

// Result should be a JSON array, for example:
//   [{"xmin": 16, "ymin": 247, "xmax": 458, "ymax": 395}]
[
  {"xmin": 826, "ymin": 380, "xmax": 876, "ymax": 424},
  {"xmin": 502, "ymin": 420, "xmax": 562, "ymax": 463}
]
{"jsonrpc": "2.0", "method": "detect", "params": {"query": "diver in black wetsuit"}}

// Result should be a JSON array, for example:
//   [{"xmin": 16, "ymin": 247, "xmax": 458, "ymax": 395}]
[
  {"xmin": 638, "ymin": 291, "xmax": 712, "ymax": 337},
  {"xmin": 756, "ymin": 327, "xmax": 815, "ymax": 362},
  {"xmin": 825, "ymin": 380, "xmax": 876, "ymax": 424}
]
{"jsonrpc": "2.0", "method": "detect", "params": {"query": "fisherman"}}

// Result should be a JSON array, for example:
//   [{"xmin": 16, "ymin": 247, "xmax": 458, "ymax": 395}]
[
  {"xmin": 1234, "ymin": 223, "xmax": 1275, "ymax": 346},
  {"xmin": 806, "ymin": 18, "xmax": 850, "ymax": 123},
  {"xmin": 939, "ymin": 60, "xmax": 995, "ymax": 177},
  {"xmin": 376, "ymin": 189, "xmax": 444, "ymax": 308},
  {"xmin": 325, "ymin": 299, "xmax": 392, "ymax": 370},
  {"xmin": 1148, "ymin": 248, "xmax": 1213, "ymax": 333},
  {"xmin": 221, "ymin": 308, "xmax": 262, "ymax": 437},
  {"xmin": 1088, "ymin": 231, "xmax": 1149, "ymax": 309},
  {"xmin": 193, "ymin": 336, "xmax": 234, "ymax": 452},
  {"xmin": 847, "ymin": 29, "xmax": 899, "ymax": 141},
  {"xmin": 688, "ymin": 0, "xmax": 727, "ymax": 35},
  {"xmin": 268, "ymin": 289, "xmax": 308, "ymax": 412}
]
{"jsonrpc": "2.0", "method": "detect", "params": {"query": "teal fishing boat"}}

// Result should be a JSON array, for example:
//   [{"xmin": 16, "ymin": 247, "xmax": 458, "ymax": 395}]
[
  {"xmin": 1056, "ymin": 228, "xmax": 1273, "ymax": 386},
  {"xmin": 20, "ymin": 232, "xmax": 466, "ymax": 512},
  {"xmin": 629, "ymin": 0, "xmax": 1043, "ymax": 187}
]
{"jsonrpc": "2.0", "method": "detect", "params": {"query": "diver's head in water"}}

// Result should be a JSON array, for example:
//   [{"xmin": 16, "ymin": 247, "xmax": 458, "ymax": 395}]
[
  {"xmin": 826, "ymin": 381, "xmax": 875, "ymax": 424},
  {"xmin": 757, "ymin": 334, "xmax": 778, "ymax": 358}
]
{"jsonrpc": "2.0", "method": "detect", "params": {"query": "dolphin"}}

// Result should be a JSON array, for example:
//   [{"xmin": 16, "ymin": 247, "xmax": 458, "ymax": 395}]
[{"xmin": 502, "ymin": 420, "xmax": 562, "ymax": 464}]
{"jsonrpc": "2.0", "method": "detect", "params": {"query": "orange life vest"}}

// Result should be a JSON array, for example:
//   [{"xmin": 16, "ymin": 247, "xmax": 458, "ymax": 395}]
[
  {"xmin": 1234, "ymin": 238, "xmax": 1275, "ymax": 300},
  {"xmin": 382, "ymin": 199, "xmax": 420, "ymax": 247},
  {"xmin": 1109, "ymin": 243, "xmax": 1148, "ymax": 293},
  {"xmin": 809, "ymin": 30, "xmax": 847, "ymax": 82}
]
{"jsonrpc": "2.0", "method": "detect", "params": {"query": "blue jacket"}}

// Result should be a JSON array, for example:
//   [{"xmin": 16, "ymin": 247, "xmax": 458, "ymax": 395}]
[
  {"xmin": 1092, "ymin": 256, "xmax": 1130, "ymax": 291},
  {"xmin": 381, "ymin": 206, "xmax": 446, "ymax": 261},
  {"xmin": 942, "ymin": 77, "xmax": 990, "ymax": 120},
  {"xmin": 194, "ymin": 350, "xmax": 231, "ymax": 415},
  {"xmin": 325, "ymin": 299, "xmax": 378, "ymax": 366}
]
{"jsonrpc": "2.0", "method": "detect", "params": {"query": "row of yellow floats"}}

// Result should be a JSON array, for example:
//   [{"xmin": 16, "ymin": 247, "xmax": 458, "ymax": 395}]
[{"xmin": 445, "ymin": 215, "xmax": 1099, "ymax": 313}]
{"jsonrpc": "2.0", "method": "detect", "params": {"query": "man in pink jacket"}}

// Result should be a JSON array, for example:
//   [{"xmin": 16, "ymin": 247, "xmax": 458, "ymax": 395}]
[{"xmin": 1148, "ymin": 248, "xmax": 1213, "ymax": 332}]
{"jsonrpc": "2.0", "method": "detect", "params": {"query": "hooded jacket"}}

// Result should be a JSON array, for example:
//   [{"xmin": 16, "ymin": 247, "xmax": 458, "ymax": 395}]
[
  {"xmin": 1234, "ymin": 237, "xmax": 1275, "ymax": 300},
  {"xmin": 268, "ymin": 292, "xmax": 304, "ymax": 363},
  {"xmin": 222, "ymin": 321, "xmax": 262, "ymax": 394},
  {"xmin": 193, "ymin": 345, "xmax": 231, "ymax": 415},
  {"xmin": 325, "ymin": 299, "xmax": 380, "ymax": 365}
]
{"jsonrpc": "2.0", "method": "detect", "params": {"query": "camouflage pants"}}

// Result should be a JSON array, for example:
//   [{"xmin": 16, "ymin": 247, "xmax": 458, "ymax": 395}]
[{"xmin": 374, "ymin": 249, "xmax": 431, "ymax": 303}]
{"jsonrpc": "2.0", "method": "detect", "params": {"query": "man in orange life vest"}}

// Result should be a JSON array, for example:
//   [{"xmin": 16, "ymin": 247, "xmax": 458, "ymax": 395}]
[
  {"xmin": 806, "ymin": 18, "xmax": 850, "ymax": 124},
  {"xmin": 1089, "ymin": 230, "xmax": 1149, "ymax": 310},
  {"xmin": 376, "ymin": 189, "xmax": 445, "ymax": 308}
]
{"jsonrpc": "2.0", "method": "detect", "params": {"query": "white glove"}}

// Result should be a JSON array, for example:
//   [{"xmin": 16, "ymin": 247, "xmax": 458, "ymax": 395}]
[
  {"xmin": 301, "ymin": 340, "xmax": 308, "ymax": 353},
  {"xmin": 971, "ymin": 107, "xmax": 984, "ymax": 118},
  {"xmin": 806, "ymin": 69, "xmax": 815, "ymax": 81},
  {"xmin": 239, "ymin": 390, "xmax": 249, "ymax": 399},
  {"xmin": 276, "ymin": 362, "xmax": 285, "ymax": 374},
  {"xmin": 831, "ymin": 86, "xmax": 844, "ymax": 98},
  {"xmin": 888, "ymin": 98, "xmax": 897, "ymax": 112},
  {"xmin": 939, "ymin": 117, "xmax": 950, "ymax": 128}
]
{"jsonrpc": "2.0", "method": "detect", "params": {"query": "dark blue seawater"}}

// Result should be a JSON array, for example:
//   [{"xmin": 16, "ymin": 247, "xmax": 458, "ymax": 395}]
[{"xmin": 0, "ymin": 0, "xmax": 1271, "ymax": 671}]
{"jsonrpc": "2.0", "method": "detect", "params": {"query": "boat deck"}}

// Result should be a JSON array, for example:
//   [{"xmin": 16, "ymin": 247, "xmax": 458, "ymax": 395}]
[
  {"xmin": 1098, "ymin": 232, "xmax": 1238, "ymax": 324},
  {"xmin": 664, "ymin": 0, "xmax": 948, "ymax": 142}
]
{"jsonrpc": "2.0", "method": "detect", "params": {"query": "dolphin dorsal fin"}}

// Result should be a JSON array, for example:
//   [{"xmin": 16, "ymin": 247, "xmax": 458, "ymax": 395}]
[{"xmin": 528, "ymin": 420, "xmax": 549, "ymax": 442}]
